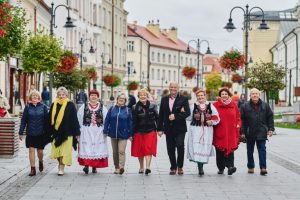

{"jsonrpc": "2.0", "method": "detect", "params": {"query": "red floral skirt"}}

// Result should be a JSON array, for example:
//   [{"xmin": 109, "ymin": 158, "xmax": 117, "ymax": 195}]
[
  {"xmin": 78, "ymin": 157, "xmax": 108, "ymax": 168},
  {"xmin": 131, "ymin": 131, "xmax": 157, "ymax": 157}
]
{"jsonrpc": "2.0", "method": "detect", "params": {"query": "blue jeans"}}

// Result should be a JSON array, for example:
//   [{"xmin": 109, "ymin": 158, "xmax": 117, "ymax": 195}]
[{"xmin": 246, "ymin": 140, "xmax": 266, "ymax": 169}]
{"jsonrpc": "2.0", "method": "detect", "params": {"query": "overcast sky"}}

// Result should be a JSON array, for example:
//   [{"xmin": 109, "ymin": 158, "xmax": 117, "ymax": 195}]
[{"xmin": 125, "ymin": 0, "xmax": 299, "ymax": 55}]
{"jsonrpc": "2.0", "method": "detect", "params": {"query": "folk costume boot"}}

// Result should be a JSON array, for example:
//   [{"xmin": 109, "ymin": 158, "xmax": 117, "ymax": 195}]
[
  {"xmin": 83, "ymin": 166, "xmax": 89, "ymax": 174},
  {"xmin": 29, "ymin": 167, "xmax": 36, "ymax": 176},
  {"xmin": 92, "ymin": 168, "xmax": 97, "ymax": 173},
  {"xmin": 198, "ymin": 163, "xmax": 204, "ymax": 176}
]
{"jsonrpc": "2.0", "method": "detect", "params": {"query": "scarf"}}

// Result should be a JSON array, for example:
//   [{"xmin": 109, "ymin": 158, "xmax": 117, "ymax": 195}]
[
  {"xmin": 222, "ymin": 98, "xmax": 232, "ymax": 105},
  {"xmin": 51, "ymin": 98, "xmax": 69, "ymax": 130}
]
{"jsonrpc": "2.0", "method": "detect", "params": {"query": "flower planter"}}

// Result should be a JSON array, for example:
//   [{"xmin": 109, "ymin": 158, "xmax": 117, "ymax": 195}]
[
  {"xmin": 220, "ymin": 50, "xmax": 245, "ymax": 71},
  {"xmin": 182, "ymin": 66, "xmax": 196, "ymax": 79},
  {"xmin": 127, "ymin": 81, "xmax": 138, "ymax": 90},
  {"xmin": 103, "ymin": 74, "xmax": 121, "ymax": 87}
]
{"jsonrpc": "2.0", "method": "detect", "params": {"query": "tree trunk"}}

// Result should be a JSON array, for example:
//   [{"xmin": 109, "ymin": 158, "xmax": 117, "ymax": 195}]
[{"xmin": 266, "ymin": 90, "xmax": 270, "ymax": 105}]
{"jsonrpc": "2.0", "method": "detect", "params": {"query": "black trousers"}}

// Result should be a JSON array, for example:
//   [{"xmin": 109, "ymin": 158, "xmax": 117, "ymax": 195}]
[
  {"xmin": 215, "ymin": 148, "xmax": 234, "ymax": 171},
  {"xmin": 166, "ymin": 132, "xmax": 186, "ymax": 170}
]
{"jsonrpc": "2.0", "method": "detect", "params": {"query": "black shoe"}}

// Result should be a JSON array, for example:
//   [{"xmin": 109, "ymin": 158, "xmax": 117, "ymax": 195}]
[
  {"xmin": 39, "ymin": 160, "xmax": 44, "ymax": 172},
  {"xmin": 92, "ymin": 168, "xmax": 97, "ymax": 173},
  {"xmin": 218, "ymin": 170, "xmax": 224, "ymax": 175},
  {"xmin": 198, "ymin": 169, "xmax": 204, "ymax": 176},
  {"xmin": 83, "ymin": 166, "xmax": 89, "ymax": 174},
  {"xmin": 119, "ymin": 168, "xmax": 125, "ymax": 175},
  {"xmin": 138, "ymin": 169, "xmax": 144, "ymax": 174},
  {"xmin": 228, "ymin": 167, "xmax": 237, "ymax": 175},
  {"xmin": 260, "ymin": 168, "xmax": 268, "ymax": 176},
  {"xmin": 145, "ymin": 169, "xmax": 151, "ymax": 175}
]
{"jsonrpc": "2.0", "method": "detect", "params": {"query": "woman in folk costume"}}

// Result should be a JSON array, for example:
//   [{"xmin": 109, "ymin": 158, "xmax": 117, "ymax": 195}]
[
  {"xmin": 213, "ymin": 88, "xmax": 241, "ymax": 175},
  {"xmin": 77, "ymin": 90, "xmax": 108, "ymax": 174},
  {"xmin": 49, "ymin": 87, "xmax": 80, "ymax": 176},
  {"xmin": 187, "ymin": 89, "xmax": 220, "ymax": 176}
]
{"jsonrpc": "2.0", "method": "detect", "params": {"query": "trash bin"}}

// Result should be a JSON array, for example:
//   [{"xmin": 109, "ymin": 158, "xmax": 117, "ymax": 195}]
[{"xmin": 0, "ymin": 117, "xmax": 20, "ymax": 158}]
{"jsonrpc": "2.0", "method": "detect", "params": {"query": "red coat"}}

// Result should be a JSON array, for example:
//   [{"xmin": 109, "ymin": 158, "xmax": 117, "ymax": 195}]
[{"xmin": 213, "ymin": 98, "xmax": 241, "ymax": 156}]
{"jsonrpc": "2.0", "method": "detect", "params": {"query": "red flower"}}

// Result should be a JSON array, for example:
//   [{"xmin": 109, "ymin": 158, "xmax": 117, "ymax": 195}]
[{"xmin": 182, "ymin": 66, "xmax": 196, "ymax": 79}]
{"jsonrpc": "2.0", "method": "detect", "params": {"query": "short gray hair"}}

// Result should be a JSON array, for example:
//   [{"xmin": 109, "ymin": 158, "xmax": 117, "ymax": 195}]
[
  {"xmin": 250, "ymin": 88, "xmax": 260, "ymax": 95},
  {"xmin": 56, "ymin": 87, "xmax": 68, "ymax": 96},
  {"xmin": 116, "ymin": 92, "xmax": 127, "ymax": 104}
]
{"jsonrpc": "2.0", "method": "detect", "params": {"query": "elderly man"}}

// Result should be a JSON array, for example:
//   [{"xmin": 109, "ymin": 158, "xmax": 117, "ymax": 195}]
[
  {"xmin": 240, "ymin": 88, "xmax": 274, "ymax": 175},
  {"xmin": 158, "ymin": 82, "xmax": 190, "ymax": 175}
]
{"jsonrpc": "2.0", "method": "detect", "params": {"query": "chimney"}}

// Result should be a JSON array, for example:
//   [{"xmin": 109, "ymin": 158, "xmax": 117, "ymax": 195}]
[
  {"xmin": 132, "ymin": 20, "xmax": 138, "ymax": 31},
  {"xmin": 167, "ymin": 26, "xmax": 178, "ymax": 43},
  {"xmin": 146, "ymin": 19, "xmax": 160, "ymax": 38}
]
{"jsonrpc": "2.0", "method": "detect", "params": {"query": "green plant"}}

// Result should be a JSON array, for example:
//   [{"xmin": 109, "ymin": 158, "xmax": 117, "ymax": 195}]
[{"xmin": 205, "ymin": 72, "xmax": 222, "ymax": 100}]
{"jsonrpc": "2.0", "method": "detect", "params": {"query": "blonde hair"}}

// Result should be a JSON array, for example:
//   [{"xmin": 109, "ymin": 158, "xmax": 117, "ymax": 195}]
[
  {"xmin": 29, "ymin": 90, "xmax": 41, "ymax": 101},
  {"xmin": 56, "ymin": 87, "xmax": 68, "ymax": 96},
  {"xmin": 137, "ymin": 88, "xmax": 148, "ymax": 98}
]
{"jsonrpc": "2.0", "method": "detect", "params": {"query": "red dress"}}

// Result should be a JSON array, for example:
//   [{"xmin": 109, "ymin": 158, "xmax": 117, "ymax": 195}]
[
  {"xmin": 131, "ymin": 131, "xmax": 157, "ymax": 157},
  {"xmin": 213, "ymin": 98, "xmax": 241, "ymax": 156}
]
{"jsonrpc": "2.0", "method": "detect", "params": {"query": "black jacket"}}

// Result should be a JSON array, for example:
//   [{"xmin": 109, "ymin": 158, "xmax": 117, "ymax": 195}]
[
  {"xmin": 157, "ymin": 94, "xmax": 190, "ymax": 134},
  {"xmin": 47, "ymin": 102, "xmax": 80, "ymax": 149},
  {"xmin": 127, "ymin": 94, "xmax": 136, "ymax": 109},
  {"xmin": 132, "ymin": 101, "xmax": 158, "ymax": 134},
  {"xmin": 240, "ymin": 99, "xmax": 274, "ymax": 141}
]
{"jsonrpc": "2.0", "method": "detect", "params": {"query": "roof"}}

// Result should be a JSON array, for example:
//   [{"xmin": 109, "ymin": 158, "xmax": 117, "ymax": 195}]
[
  {"xmin": 38, "ymin": 0, "xmax": 51, "ymax": 14},
  {"xmin": 251, "ymin": 8, "xmax": 297, "ymax": 21},
  {"xmin": 127, "ymin": 24, "xmax": 197, "ymax": 53},
  {"xmin": 203, "ymin": 56, "xmax": 222, "ymax": 73},
  {"xmin": 280, "ymin": 21, "xmax": 298, "ymax": 36}
]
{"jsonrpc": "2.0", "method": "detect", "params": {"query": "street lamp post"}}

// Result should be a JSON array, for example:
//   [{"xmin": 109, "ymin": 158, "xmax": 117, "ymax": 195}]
[
  {"xmin": 49, "ymin": 2, "xmax": 76, "ymax": 104},
  {"xmin": 79, "ymin": 37, "xmax": 95, "ymax": 70},
  {"xmin": 127, "ymin": 65, "xmax": 136, "ymax": 95},
  {"xmin": 224, "ymin": 4, "xmax": 269, "ymax": 99},
  {"xmin": 100, "ymin": 53, "xmax": 112, "ymax": 103},
  {"xmin": 186, "ymin": 39, "xmax": 212, "ymax": 88}
]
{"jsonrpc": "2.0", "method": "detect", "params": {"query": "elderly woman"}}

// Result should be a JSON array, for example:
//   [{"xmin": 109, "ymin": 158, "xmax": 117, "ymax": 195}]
[
  {"xmin": 103, "ymin": 93, "xmax": 133, "ymax": 175},
  {"xmin": 49, "ymin": 87, "xmax": 80, "ymax": 176},
  {"xmin": 19, "ymin": 90, "xmax": 48, "ymax": 176},
  {"xmin": 0, "ymin": 89, "xmax": 10, "ymax": 118},
  {"xmin": 77, "ymin": 89, "xmax": 108, "ymax": 174},
  {"xmin": 213, "ymin": 88, "xmax": 241, "ymax": 175},
  {"xmin": 131, "ymin": 89, "xmax": 158, "ymax": 175},
  {"xmin": 187, "ymin": 89, "xmax": 220, "ymax": 176}
]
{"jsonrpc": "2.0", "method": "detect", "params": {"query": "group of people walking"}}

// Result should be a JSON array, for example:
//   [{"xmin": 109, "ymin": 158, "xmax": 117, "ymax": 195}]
[{"xmin": 18, "ymin": 83, "xmax": 274, "ymax": 177}]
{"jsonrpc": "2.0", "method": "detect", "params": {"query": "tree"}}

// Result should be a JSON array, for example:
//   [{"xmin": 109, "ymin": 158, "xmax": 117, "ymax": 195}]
[
  {"xmin": 246, "ymin": 61, "xmax": 286, "ymax": 104},
  {"xmin": 22, "ymin": 35, "xmax": 63, "ymax": 73},
  {"xmin": 205, "ymin": 72, "xmax": 222, "ymax": 100},
  {"xmin": 0, "ymin": 0, "xmax": 28, "ymax": 60}
]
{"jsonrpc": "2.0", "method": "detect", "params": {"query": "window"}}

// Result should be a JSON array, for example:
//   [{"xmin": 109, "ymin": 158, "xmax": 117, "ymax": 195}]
[
  {"xmin": 168, "ymin": 70, "xmax": 171, "ymax": 81},
  {"xmin": 103, "ymin": 8, "xmax": 106, "ymax": 27},
  {"xmin": 173, "ymin": 71, "xmax": 176, "ymax": 81},
  {"xmin": 189, "ymin": 58, "xmax": 192, "ymax": 66},
  {"xmin": 162, "ymin": 69, "xmax": 165, "ymax": 79},
  {"xmin": 108, "ymin": 11, "xmax": 112, "ymax": 28},
  {"xmin": 168, "ymin": 54, "xmax": 171, "ymax": 64},
  {"xmin": 162, "ymin": 53, "xmax": 166, "ymax": 63},
  {"xmin": 194, "ymin": 59, "xmax": 197, "ymax": 66},
  {"xmin": 151, "ymin": 68, "xmax": 155, "ymax": 80},
  {"xmin": 157, "ymin": 69, "xmax": 160, "ymax": 80},
  {"xmin": 185, "ymin": 57, "xmax": 188, "ymax": 66},
  {"xmin": 127, "ymin": 41, "xmax": 134, "ymax": 52},
  {"xmin": 157, "ymin": 53, "xmax": 161, "ymax": 62},
  {"xmin": 180, "ymin": 56, "xmax": 183, "ymax": 65},
  {"xmin": 173, "ymin": 55, "xmax": 177, "ymax": 64},
  {"xmin": 151, "ymin": 52, "xmax": 155, "ymax": 61}
]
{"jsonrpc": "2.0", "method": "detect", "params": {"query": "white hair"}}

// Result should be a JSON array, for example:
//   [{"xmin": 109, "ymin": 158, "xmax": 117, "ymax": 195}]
[
  {"xmin": 56, "ymin": 87, "xmax": 68, "ymax": 96},
  {"xmin": 250, "ymin": 88, "xmax": 261, "ymax": 95}
]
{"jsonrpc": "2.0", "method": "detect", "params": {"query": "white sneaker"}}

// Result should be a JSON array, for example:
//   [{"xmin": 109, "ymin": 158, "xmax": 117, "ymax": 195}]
[
  {"xmin": 58, "ymin": 165, "xmax": 64, "ymax": 176},
  {"xmin": 114, "ymin": 168, "xmax": 120, "ymax": 174}
]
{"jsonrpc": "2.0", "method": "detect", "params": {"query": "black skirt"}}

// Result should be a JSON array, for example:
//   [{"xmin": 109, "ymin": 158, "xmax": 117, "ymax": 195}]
[{"xmin": 25, "ymin": 135, "xmax": 45, "ymax": 149}]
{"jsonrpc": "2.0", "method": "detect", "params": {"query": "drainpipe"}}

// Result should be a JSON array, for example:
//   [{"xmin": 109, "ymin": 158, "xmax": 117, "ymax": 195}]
[
  {"xmin": 292, "ymin": 30, "xmax": 299, "ymax": 102},
  {"xmin": 283, "ymin": 39, "xmax": 288, "ymax": 105}
]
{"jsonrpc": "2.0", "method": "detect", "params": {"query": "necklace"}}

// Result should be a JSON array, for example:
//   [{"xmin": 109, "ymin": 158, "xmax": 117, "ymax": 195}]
[{"xmin": 89, "ymin": 102, "xmax": 99, "ymax": 109}]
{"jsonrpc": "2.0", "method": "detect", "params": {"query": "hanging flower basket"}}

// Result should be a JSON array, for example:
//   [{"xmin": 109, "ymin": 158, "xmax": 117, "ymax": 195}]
[
  {"xmin": 182, "ymin": 66, "xmax": 196, "ymax": 79},
  {"xmin": 55, "ymin": 50, "xmax": 78, "ymax": 74},
  {"xmin": 127, "ymin": 81, "xmax": 138, "ymax": 90},
  {"xmin": 231, "ymin": 73, "xmax": 243, "ymax": 83},
  {"xmin": 221, "ymin": 81, "xmax": 232, "ymax": 88},
  {"xmin": 85, "ymin": 67, "xmax": 98, "ymax": 81},
  {"xmin": 220, "ymin": 50, "xmax": 245, "ymax": 71},
  {"xmin": 0, "ymin": 1, "xmax": 13, "ymax": 38},
  {"xmin": 103, "ymin": 74, "xmax": 121, "ymax": 87}
]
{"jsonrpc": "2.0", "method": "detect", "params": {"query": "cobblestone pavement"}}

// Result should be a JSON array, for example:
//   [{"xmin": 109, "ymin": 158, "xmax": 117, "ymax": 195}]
[{"xmin": 0, "ymin": 127, "xmax": 299, "ymax": 200}]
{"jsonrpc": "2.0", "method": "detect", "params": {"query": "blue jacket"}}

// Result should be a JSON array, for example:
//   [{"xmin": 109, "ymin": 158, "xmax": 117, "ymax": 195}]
[
  {"xmin": 19, "ymin": 102, "xmax": 48, "ymax": 136},
  {"xmin": 103, "ymin": 105, "xmax": 133, "ymax": 139}
]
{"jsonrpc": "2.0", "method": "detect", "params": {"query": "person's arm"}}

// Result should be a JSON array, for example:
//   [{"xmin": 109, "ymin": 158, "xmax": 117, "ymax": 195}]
[
  {"xmin": 3, "ymin": 97, "xmax": 10, "ymax": 110},
  {"xmin": 157, "ymin": 97, "xmax": 164, "ymax": 132},
  {"xmin": 266, "ymin": 103, "xmax": 275, "ymax": 132},
  {"xmin": 127, "ymin": 108, "xmax": 133, "ymax": 138},
  {"xmin": 103, "ymin": 107, "xmax": 112, "ymax": 134},
  {"xmin": 240, "ymin": 104, "xmax": 248, "ymax": 135},
  {"xmin": 19, "ymin": 106, "xmax": 28, "ymax": 136},
  {"xmin": 70, "ymin": 103, "xmax": 81, "ymax": 136},
  {"xmin": 132, "ymin": 105, "xmax": 137, "ymax": 134},
  {"xmin": 174, "ymin": 97, "xmax": 191, "ymax": 121},
  {"xmin": 234, "ymin": 104, "xmax": 241, "ymax": 139},
  {"xmin": 77, "ymin": 104, "xmax": 84, "ymax": 129},
  {"xmin": 209, "ymin": 104, "xmax": 220, "ymax": 126}
]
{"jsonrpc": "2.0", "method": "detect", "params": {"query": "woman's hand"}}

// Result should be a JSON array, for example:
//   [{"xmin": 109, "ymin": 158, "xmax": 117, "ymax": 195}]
[
  {"xmin": 19, "ymin": 135, "xmax": 23, "ymax": 141},
  {"xmin": 129, "ymin": 137, "xmax": 133, "ymax": 141},
  {"xmin": 206, "ymin": 120, "xmax": 213, "ymax": 126},
  {"xmin": 76, "ymin": 136, "xmax": 80, "ymax": 142}
]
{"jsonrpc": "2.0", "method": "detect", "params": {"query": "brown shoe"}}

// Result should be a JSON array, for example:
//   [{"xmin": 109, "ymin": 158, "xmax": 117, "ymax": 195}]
[
  {"xmin": 177, "ymin": 168, "xmax": 184, "ymax": 175},
  {"xmin": 260, "ymin": 168, "xmax": 268, "ymax": 176},
  {"xmin": 169, "ymin": 169, "xmax": 176, "ymax": 175},
  {"xmin": 39, "ymin": 160, "xmax": 44, "ymax": 172},
  {"xmin": 29, "ymin": 167, "xmax": 36, "ymax": 176},
  {"xmin": 248, "ymin": 168, "xmax": 254, "ymax": 174}
]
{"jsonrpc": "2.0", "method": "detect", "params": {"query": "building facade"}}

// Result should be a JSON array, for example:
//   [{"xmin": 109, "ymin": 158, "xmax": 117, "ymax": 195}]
[{"xmin": 127, "ymin": 21, "xmax": 200, "ymax": 101}]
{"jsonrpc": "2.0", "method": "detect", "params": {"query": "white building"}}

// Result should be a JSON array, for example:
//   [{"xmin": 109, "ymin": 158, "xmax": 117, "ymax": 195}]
[
  {"xmin": 270, "ymin": 6, "xmax": 300, "ymax": 105},
  {"xmin": 127, "ymin": 21, "xmax": 200, "ymax": 101}
]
